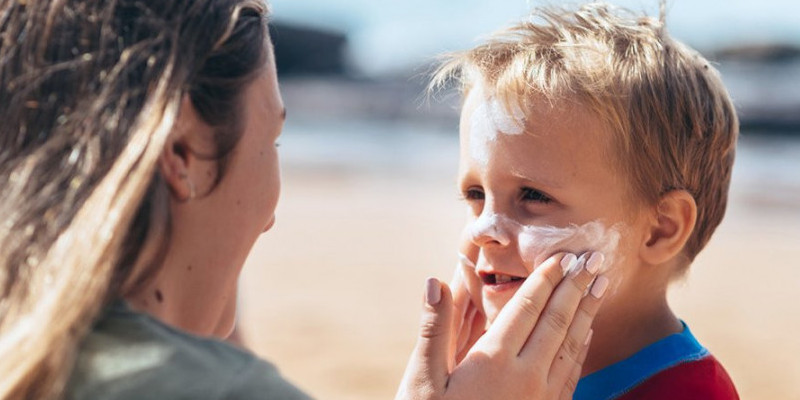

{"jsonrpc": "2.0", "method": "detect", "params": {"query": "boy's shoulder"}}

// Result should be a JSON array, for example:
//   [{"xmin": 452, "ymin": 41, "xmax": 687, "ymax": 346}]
[
  {"xmin": 618, "ymin": 355, "xmax": 738, "ymax": 400},
  {"xmin": 575, "ymin": 322, "xmax": 739, "ymax": 400}
]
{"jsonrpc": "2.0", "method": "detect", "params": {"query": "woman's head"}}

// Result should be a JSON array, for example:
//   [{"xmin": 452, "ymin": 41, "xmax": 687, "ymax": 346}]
[{"xmin": 0, "ymin": 0, "xmax": 274, "ymax": 398}]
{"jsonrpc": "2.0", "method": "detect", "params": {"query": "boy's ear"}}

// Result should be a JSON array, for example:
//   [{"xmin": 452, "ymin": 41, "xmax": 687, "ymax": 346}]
[
  {"xmin": 159, "ymin": 95, "xmax": 211, "ymax": 201},
  {"xmin": 640, "ymin": 190, "xmax": 698, "ymax": 265}
]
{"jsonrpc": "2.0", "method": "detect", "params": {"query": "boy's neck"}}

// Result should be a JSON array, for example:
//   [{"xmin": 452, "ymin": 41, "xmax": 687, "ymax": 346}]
[{"xmin": 581, "ymin": 292, "xmax": 683, "ymax": 376}]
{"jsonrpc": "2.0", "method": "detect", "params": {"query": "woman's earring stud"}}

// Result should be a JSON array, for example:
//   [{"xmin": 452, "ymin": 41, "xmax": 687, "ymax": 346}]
[
  {"xmin": 179, "ymin": 173, "xmax": 196, "ymax": 201},
  {"xmin": 187, "ymin": 178, "xmax": 196, "ymax": 200}
]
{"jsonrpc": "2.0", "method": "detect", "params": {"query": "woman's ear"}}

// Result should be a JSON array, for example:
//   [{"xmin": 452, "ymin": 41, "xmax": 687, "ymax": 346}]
[
  {"xmin": 640, "ymin": 190, "xmax": 698, "ymax": 265},
  {"xmin": 159, "ymin": 95, "xmax": 212, "ymax": 201}
]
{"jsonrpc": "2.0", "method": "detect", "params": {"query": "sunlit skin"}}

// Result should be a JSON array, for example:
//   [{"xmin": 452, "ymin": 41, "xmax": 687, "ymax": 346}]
[
  {"xmin": 126, "ymin": 45, "xmax": 285, "ymax": 338},
  {"xmin": 458, "ymin": 88, "xmax": 684, "ymax": 375}
]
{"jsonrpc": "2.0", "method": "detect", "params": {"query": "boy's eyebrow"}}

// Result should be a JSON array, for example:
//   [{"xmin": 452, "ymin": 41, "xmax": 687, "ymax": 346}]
[{"xmin": 510, "ymin": 169, "xmax": 563, "ymax": 189}]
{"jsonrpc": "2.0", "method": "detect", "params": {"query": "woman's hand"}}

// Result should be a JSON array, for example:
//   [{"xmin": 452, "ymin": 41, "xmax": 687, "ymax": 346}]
[
  {"xmin": 448, "ymin": 236, "xmax": 486, "ymax": 367},
  {"xmin": 396, "ymin": 253, "xmax": 605, "ymax": 400},
  {"xmin": 447, "ymin": 258, "xmax": 486, "ymax": 369}
]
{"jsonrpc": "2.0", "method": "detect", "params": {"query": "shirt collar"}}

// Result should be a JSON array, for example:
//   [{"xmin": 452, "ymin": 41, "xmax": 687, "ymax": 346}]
[{"xmin": 574, "ymin": 321, "xmax": 709, "ymax": 400}]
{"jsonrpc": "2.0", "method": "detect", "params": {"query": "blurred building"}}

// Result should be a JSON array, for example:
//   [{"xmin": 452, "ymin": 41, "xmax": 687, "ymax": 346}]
[{"xmin": 269, "ymin": 22, "xmax": 348, "ymax": 76}]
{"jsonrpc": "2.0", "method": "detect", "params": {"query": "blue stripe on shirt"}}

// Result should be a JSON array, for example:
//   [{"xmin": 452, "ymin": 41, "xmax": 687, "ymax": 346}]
[{"xmin": 574, "ymin": 321, "xmax": 709, "ymax": 400}]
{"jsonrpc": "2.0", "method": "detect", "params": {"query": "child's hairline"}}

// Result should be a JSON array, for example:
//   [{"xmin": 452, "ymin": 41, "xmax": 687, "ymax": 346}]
[{"xmin": 456, "ymin": 66, "xmax": 645, "ymax": 193}]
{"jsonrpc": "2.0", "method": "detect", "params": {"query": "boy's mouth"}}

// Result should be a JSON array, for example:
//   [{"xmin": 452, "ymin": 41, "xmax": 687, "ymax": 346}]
[{"xmin": 479, "ymin": 271, "xmax": 526, "ymax": 285}]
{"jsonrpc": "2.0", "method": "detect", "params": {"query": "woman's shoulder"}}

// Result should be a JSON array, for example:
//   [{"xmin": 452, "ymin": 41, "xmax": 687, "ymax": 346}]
[{"xmin": 66, "ymin": 301, "xmax": 312, "ymax": 400}]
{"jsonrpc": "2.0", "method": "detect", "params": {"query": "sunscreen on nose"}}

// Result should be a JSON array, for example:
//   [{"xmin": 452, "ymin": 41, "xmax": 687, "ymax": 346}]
[
  {"xmin": 467, "ymin": 213, "xmax": 515, "ymax": 246},
  {"xmin": 464, "ymin": 213, "xmax": 623, "ymax": 276}
]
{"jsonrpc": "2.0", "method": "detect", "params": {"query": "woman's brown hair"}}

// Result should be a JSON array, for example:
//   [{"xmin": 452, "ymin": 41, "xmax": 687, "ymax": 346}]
[{"xmin": 0, "ymin": 0, "xmax": 269, "ymax": 398}]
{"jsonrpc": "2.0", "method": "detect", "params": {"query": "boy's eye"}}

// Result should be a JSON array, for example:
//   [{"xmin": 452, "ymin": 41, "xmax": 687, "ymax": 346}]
[
  {"xmin": 463, "ymin": 187, "xmax": 485, "ymax": 201},
  {"xmin": 520, "ymin": 187, "xmax": 552, "ymax": 203}
]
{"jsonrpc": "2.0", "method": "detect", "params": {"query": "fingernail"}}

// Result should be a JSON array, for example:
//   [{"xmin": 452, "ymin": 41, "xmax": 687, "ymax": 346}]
[
  {"xmin": 572, "ymin": 253, "xmax": 588, "ymax": 276},
  {"xmin": 584, "ymin": 329, "xmax": 594, "ymax": 346},
  {"xmin": 585, "ymin": 252, "xmax": 605, "ymax": 274},
  {"xmin": 560, "ymin": 253, "xmax": 578, "ymax": 275},
  {"xmin": 591, "ymin": 276, "xmax": 609, "ymax": 298},
  {"xmin": 425, "ymin": 277, "xmax": 441, "ymax": 305}
]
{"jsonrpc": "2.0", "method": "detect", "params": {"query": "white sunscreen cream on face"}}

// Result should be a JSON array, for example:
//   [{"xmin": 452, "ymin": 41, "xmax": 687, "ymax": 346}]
[
  {"xmin": 470, "ymin": 96, "xmax": 525, "ymax": 139},
  {"xmin": 466, "ymin": 212, "xmax": 514, "ymax": 246},
  {"xmin": 516, "ymin": 221, "xmax": 622, "ymax": 275},
  {"xmin": 465, "ymin": 213, "xmax": 623, "ymax": 275},
  {"xmin": 468, "ymin": 83, "xmax": 527, "ymax": 165}
]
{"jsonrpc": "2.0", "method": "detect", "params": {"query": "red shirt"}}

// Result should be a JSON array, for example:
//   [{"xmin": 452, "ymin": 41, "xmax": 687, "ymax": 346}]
[
  {"xmin": 618, "ymin": 355, "xmax": 739, "ymax": 400},
  {"xmin": 574, "ymin": 322, "xmax": 739, "ymax": 400}
]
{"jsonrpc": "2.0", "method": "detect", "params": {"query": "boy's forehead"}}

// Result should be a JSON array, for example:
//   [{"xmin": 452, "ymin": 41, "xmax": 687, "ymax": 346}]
[
  {"xmin": 461, "ymin": 86, "xmax": 602, "ymax": 138},
  {"xmin": 460, "ymin": 87, "xmax": 620, "ymax": 174}
]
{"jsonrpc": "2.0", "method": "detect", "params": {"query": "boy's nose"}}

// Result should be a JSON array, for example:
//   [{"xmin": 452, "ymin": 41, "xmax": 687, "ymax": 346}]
[{"xmin": 468, "ymin": 212, "xmax": 513, "ymax": 247}]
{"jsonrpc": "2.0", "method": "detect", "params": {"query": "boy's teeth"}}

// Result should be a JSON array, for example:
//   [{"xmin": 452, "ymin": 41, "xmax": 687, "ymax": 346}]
[{"xmin": 481, "ymin": 273, "xmax": 524, "ymax": 285}]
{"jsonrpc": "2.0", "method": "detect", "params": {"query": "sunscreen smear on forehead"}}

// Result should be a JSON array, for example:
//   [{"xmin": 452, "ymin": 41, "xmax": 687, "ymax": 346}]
[{"xmin": 468, "ymin": 83, "xmax": 526, "ymax": 165}]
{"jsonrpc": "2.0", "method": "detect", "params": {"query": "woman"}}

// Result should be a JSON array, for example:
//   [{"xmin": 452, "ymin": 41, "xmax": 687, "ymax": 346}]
[{"xmin": 0, "ymin": 1, "xmax": 600, "ymax": 399}]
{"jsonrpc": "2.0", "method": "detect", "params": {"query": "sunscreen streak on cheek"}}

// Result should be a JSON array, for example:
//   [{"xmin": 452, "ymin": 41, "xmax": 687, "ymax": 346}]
[
  {"xmin": 516, "ymin": 221, "xmax": 623, "ymax": 275},
  {"xmin": 464, "ymin": 212, "xmax": 624, "ymax": 276},
  {"xmin": 462, "ymin": 215, "xmax": 625, "ymax": 321}
]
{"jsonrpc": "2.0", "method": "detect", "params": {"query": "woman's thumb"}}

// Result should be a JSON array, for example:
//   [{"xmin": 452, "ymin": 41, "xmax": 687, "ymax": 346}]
[{"xmin": 395, "ymin": 278, "xmax": 454, "ymax": 400}]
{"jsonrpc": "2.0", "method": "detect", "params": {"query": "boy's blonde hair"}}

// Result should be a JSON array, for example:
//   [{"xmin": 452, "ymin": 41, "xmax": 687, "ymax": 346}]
[{"xmin": 434, "ymin": 2, "xmax": 738, "ymax": 262}]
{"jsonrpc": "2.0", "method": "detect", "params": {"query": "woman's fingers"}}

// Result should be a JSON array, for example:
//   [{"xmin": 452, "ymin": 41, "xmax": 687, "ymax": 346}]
[
  {"xmin": 451, "ymin": 231, "xmax": 488, "ymax": 367},
  {"xmin": 455, "ymin": 303, "xmax": 486, "ymax": 364},
  {"xmin": 458, "ymin": 237, "xmax": 485, "ymax": 315},
  {"xmin": 448, "ymin": 264, "xmax": 472, "ymax": 371},
  {"xmin": 458, "ymin": 230, "xmax": 481, "ymax": 264},
  {"xmin": 395, "ymin": 278, "xmax": 455, "ymax": 400},
  {"xmin": 476, "ymin": 253, "xmax": 568, "ymax": 354},
  {"xmin": 545, "ymin": 284, "xmax": 603, "ymax": 379},
  {"xmin": 546, "ymin": 273, "xmax": 605, "ymax": 395},
  {"xmin": 559, "ymin": 329, "xmax": 592, "ymax": 400},
  {"xmin": 419, "ymin": 252, "xmax": 608, "ymax": 400},
  {"xmin": 455, "ymin": 305, "xmax": 477, "ymax": 356},
  {"xmin": 520, "ymin": 252, "xmax": 603, "ymax": 363}
]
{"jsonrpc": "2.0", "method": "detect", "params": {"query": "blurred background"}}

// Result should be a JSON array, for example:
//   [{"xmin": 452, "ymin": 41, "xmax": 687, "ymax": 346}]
[{"xmin": 237, "ymin": 1, "xmax": 800, "ymax": 399}]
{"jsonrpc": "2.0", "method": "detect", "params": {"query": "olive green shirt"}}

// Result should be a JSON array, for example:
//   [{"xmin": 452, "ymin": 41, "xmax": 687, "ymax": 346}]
[{"xmin": 66, "ymin": 301, "xmax": 312, "ymax": 400}]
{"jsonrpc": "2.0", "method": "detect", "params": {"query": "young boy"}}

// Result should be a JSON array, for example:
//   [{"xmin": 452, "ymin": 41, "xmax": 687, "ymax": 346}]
[{"xmin": 437, "ymin": 3, "xmax": 739, "ymax": 399}]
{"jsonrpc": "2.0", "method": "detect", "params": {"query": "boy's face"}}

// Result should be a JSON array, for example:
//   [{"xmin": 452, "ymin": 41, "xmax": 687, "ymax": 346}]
[{"xmin": 458, "ymin": 87, "xmax": 646, "ymax": 322}]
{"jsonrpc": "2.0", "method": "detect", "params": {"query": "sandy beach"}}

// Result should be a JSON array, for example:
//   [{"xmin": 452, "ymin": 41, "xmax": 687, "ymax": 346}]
[{"xmin": 236, "ymin": 135, "xmax": 800, "ymax": 400}]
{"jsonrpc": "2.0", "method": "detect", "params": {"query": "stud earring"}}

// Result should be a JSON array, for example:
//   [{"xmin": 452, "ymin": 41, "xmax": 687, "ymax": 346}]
[
  {"xmin": 187, "ymin": 178, "xmax": 196, "ymax": 200},
  {"xmin": 179, "ymin": 173, "xmax": 196, "ymax": 201}
]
